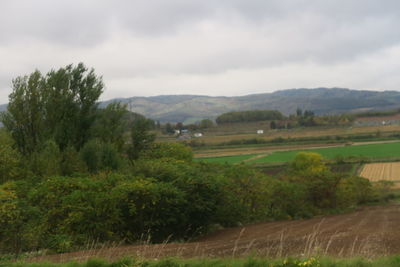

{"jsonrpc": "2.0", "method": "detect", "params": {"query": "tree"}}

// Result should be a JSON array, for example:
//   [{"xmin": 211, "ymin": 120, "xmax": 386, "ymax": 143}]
[
  {"xmin": 127, "ymin": 118, "xmax": 156, "ymax": 162},
  {"xmin": 1, "ymin": 63, "xmax": 103, "ymax": 154},
  {"xmin": 199, "ymin": 119, "xmax": 213, "ymax": 129},
  {"xmin": 43, "ymin": 63, "xmax": 103, "ymax": 150},
  {"xmin": 1, "ymin": 71, "xmax": 45, "ymax": 154},
  {"xmin": 0, "ymin": 131, "xmax": 21, "ymax": 183},
  {"xmin": 290, "ymin": 152, "xmax": 327, "ymax": 176},
  {"xmin": 296, "ymin": 108, "xmax": 303, "ymax": 117},
  {"xmin": 92, "ymin": 102, "xmax": 128, "ymax": 152}
]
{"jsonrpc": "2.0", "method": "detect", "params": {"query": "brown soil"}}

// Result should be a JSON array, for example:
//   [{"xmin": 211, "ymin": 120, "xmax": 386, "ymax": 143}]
[
  {"xmin": 32, "ymin": 204, "xmax": 400, "ymax": 263},
  {"xmin": 356, "ymin": 114, "xmax": 400, "ymax": 122}
]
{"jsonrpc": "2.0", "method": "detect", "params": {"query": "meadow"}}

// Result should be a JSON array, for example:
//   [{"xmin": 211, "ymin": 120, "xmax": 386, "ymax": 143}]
[{"xmin": 197, "ymin": 141, "xmax": 400, "ymax": 164}]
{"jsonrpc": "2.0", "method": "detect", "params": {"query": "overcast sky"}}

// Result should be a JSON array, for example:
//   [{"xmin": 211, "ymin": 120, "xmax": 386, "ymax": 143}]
[{"xmin": 1, "ymin": 0, "xmax": 400, "ymax": 103}]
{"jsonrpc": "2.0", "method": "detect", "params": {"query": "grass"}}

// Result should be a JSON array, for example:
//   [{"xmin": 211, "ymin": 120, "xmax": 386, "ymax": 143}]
[
  {"xmin": 197, "ymin": 141, "xmax": 400, "ymax": 164},
  {"xmin": 196, "ymin": 153, "xmax": 258, "ymax": 164},
  {"xmin": 254, "ymin": 141, "xmax": 400, "ymax": 164},
  {"xmin": 4, "ymin": 256, "xmax": 400, "ymax": 267}
]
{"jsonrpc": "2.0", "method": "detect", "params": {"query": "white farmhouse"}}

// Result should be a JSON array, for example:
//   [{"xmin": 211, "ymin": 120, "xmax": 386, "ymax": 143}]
[{"xmin": 257, "ymin": 130, "xmax": 264, "ymax": 134}]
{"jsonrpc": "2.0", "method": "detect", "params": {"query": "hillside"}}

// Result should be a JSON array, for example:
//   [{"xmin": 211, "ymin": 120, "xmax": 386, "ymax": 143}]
[
  {"xmin": 3, "ymin": 88, "xmax": 400, "ymax": 123},
  {"xmin": 101, "ymin": 88, "xmax": 400, "ymax": 123}
]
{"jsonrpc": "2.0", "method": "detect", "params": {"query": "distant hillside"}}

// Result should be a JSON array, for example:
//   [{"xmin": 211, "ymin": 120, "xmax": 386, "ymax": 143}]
[
  {"xmin": 3, "ymin": 88, "xmax": 400, "ymax": 123},
  {"xmin": 101, "ymin": 88, "xmax": 400, "ymax": 123}
]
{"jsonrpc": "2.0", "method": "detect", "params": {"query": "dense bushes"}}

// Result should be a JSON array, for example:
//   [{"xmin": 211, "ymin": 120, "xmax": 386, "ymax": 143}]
[{"xmin": 0, "ymin": 146, "xmax": 375, "ymax": 254}]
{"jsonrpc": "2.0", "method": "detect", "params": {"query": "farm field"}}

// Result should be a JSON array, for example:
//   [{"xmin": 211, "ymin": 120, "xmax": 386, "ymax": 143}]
[
  {"xmin": 198, "ymin": 141, "xmax": 400, "ymax": 164},
  {"xmin": 158, "ymin": 124, "xmax": 400, "ymax": 145},
  {"xmin": 30, "ymin": 204, "xmax": 400, "ymax": 262},
  {"xmin": 360, "ymin": 162, "xmax": 400, "ymax": 182}
]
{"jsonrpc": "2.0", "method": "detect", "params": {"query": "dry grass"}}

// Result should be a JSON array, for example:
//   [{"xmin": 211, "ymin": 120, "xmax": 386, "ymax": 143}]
[
  {"xmin": 29, "ymin": 204, "xmax": 400, "ymax": 263},
  {"xmin": 360, "ymin": 162, "xmax": 400, "ymax": 182}
]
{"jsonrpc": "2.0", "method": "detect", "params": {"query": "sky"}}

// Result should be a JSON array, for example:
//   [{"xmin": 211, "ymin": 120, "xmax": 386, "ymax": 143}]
[{"xmin": 1, "ymin": 0, "xmax": 400, "ymax": 103}]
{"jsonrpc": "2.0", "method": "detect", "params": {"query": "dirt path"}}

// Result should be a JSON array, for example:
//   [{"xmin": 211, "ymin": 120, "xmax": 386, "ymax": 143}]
[{"xmin": 32, "ymin": 204, "xmax": 400, "ymax": 263}]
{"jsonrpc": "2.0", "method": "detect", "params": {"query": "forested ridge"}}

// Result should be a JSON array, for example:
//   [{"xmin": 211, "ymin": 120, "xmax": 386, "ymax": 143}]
[{"xmin": 0, "ymin": 64, "xmax": 378, "ymax": 255}]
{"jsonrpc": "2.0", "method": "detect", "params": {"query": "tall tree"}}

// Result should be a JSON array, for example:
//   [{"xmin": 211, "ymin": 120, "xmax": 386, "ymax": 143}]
[
  {"xmin": 44, "ymin": 63, "xmax": 103, "ymax": 150},
  {"xmin": 92, "ymin": 102, "xmax": 128, "ymax": 152},
  {"xmin": 127, "ymin": 118, "xmax": 155, "ymax": 162},
  {"xmin": 1, "ymin": 71, "xmax": 45, "ymax": 154},
  {"xmin": 1, "ymin": 63, "xmax": 103, "ymax": 153}
]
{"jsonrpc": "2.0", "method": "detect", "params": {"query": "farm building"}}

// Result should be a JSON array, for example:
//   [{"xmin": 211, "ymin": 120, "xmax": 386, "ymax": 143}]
[
  {"xmin": 257, "ymin": 129, "xmax": 264, "ymax": 134},
  {"xmin": 194, "ymin": 133, "xmax": 203, "ymax": 137}
]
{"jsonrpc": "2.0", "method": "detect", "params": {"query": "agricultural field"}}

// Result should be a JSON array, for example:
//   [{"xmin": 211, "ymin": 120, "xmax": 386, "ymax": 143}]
[
  {"xmin": 28, "ymin": 204, "xmax": 400, "ymax": 262},
  {"xmin": 158, "ymin": 124, "xmax": 400, "ymax": 145},
  {"xmin": 360, "ymin": 162, "xmax": 400, "ymax": 182},
  {"xmin": 197, "ymin": 141, "xmax": 400, "ymax": 164}
]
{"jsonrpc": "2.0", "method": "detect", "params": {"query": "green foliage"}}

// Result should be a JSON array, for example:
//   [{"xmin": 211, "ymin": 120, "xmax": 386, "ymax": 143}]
[
  {"xmin": 290, "ymin": 153, "xmax": 344, "ymax": 209},
  {"xmin": 80, "ymin": 140, "xmax": 102, "ymax": 172},
  {"xmin": 80, "ymin": 140, "xmax": 121, "ymax": 173},
  {"xmin": 336, "ymin": 176, "xmax": 373, "ymax": 208},
  {"xmin": 216, "ymin": 110, "xmax": 285, "ymax": 124},
  {"xmin": 199, "ymin": 119, "xmax": 214, "ymax": 129},
  {"xmin": 1, "ymin": 71, "xmax": 45, "ymax": 154},
  {"xmin": 60, "ymin": 146, "xmax": 87, "ymax": 176},
  {"xmin": 0, "ymin": 131, "xmax": 21, "ymax": 183},
  {"xmin": 1, "ymin": 63, "xmax": 103, "ymax": 154},
  {"xmin": 92, "ymin": 103, "xmax": 128, "ymax": 152},
  {"xmin": 290, "ymin": 152, "xmax": 328, "ymax": 175},
  {"xmin": 144, "ymin": 143, "xmax": 193, "ymax": 162},
  {"xmin": 372, "ymin": 180, "xmax": 395, "ymax": 202},
  {"xmin": 127, "ymin": 118, "xmax": 156, "ymax": 162},
  {"xmin": 28, "ymin": 140, "xmax": 62, "ymax": 177},
  {"xmin": 44, "ymin": 63, "xmax": 103, "ymax": 151}
]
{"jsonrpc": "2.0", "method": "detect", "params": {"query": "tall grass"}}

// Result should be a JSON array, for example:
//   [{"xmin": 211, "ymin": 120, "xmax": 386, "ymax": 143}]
[{"xmin": 4, "ymin": 256, "xmax": 400, "ymax": 267}]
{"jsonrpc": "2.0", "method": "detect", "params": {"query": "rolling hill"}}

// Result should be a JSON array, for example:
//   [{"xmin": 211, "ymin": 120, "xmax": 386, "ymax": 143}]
[
  {"xmin": 2, "ymin": 88, "xmax": 400, "ymax": 123},
  {"xmin": 101, "ymin": 88, "xmax": 400, "ymax": 123}
]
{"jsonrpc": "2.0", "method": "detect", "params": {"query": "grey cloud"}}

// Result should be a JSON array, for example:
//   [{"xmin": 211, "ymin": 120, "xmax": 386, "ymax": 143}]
[{"xmin": 1, "ymin": 0, "xmax": 400, "ymax": 101}]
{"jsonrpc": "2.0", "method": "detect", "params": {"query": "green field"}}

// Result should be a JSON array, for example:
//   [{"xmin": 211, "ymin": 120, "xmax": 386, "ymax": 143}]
[{"xmin": 197, "ymin": 141, "xmax": 400, "ymax": 164}]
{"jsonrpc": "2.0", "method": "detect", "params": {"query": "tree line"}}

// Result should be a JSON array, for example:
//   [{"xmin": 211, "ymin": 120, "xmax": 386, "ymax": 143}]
[{"xmin": 215, "ymin": 108, "xmax": 355, "ymax": 128}]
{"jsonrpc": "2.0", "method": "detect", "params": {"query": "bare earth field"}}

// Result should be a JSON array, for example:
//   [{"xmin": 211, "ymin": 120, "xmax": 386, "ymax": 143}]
[{"xmin": 32, "ymin": 204, "xmax": 400, "ymax": 263}]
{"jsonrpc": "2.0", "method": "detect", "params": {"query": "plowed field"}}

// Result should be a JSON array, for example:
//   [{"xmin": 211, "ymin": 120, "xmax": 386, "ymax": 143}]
[
  {"xmin": 32, "ymin": 204, "xmax": 400, "ymax": 263},
  {"xmin": 360, "ymin": 162, "xmax": 400, "ymax": 181}
]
